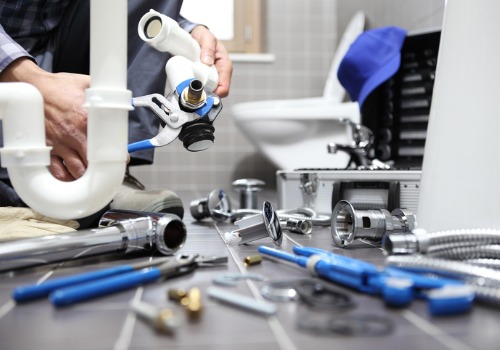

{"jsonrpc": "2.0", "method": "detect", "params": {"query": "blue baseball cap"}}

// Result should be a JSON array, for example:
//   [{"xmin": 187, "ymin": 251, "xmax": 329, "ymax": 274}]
[{"xmin": 337, "ymin": 26, "xmax": 407, "ymax": 107}]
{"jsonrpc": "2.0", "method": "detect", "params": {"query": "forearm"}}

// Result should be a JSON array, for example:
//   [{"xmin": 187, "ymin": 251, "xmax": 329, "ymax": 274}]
[{"xmin": 0, "ymin": 56, "xmax": 46, "ymax": 84}]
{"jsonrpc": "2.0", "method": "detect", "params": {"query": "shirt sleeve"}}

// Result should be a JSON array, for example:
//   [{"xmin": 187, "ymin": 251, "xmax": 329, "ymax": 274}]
[
  {"xmin": 0, "ymin": 24, "xmax": 34, "ymax": 73},
  {"xmin": 177, "ymin": 14, "xmax": 200, "ymax": 33}
]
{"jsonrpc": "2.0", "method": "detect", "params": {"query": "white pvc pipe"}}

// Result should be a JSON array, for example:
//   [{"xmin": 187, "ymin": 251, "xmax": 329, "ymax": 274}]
[
  {"xmin": 416, "ymin": 0, "xmax": 500, "ymax": 232},
  {"xmin": 138, "ymin": 9, "xmax": 218, "ymax": 93},
  {"xmin": 0, "ymin": 0, "xmax": 131, "ymax": 220},
  {"xmin": 165, "ymin": 56, "xmax": 218, "ymax": 93}
]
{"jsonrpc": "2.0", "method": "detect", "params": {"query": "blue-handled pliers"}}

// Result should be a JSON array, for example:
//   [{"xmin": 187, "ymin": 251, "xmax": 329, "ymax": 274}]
[
  {"xmin": 128, "ymin": 80, "xmax": 222, "ymax": 153},
  {"xmin": 12, "ymin": 254, "xmax": 227, "ymax": 307},
  {"xmin": 127, "ymin": 93, "xmax": 191, "ymax": 153},
  {"xmin": 258, "ymin": 245, "xmax": 474, "ymax": 316}
]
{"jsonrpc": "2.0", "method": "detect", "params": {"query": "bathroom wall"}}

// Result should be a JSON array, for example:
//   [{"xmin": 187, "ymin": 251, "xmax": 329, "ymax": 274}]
[{"xmin": 131, "ymin": 0, "xmax": 445, "ymax": 196}]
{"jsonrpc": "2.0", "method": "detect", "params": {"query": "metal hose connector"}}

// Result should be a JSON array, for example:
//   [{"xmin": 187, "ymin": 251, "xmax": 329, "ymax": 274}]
[{"xmin": 383, "ymin": 228, "xmax": 500, "ymax": 256}]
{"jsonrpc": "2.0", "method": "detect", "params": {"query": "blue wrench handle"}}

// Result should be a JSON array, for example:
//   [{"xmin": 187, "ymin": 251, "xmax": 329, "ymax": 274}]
[
  {"xmin": 12, "ymin": 265, "xmax": 134, "ymax": 303},
  {"xmin": 128, "ymin": 139, "xmax": 155, "ymax": 153},
  {"xmin": 49, "ymin": 268, "xmax": 162, "ymax": 307}
]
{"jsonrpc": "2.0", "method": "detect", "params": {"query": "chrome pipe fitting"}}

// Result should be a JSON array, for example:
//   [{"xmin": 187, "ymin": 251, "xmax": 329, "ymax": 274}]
[
  {"xmin": 181, "ymin": 79, "xmax": 206, "ymax": 110},
  {"xmin": 98, "ymin": 209, "xmax": 186, "ymax": 256},
  {"xmin": 232, "ymin": 178, "xmax": 266, "ymax": 210},
  {"xmin": 0, "ymin": 209, "xmax": 187, "ymax": 272},
  {"xmin": 280, "ymin": 218, "xmax": 313, "ymax": 235},
  {"xmin": 190, "ymin": 189, "xmax": 231, "ymax": 222},
  {"xmin": 331, "ymin": 200, "xmax": 416, "ymax": 248},
  {"xmin": 224, "ymin": 201, "xmax": 282, "ymax": 246}
]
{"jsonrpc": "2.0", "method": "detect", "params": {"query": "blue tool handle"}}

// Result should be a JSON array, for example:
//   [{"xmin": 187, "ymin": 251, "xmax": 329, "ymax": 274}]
[
  {"xmin": 258, "ymin": 246, "xmax": 308, "ymax": 268},
  {"xmin": 128, "ymin": 139, "xmax": 154, "ymax": 153},
  {"xmin": 49, "ymin": 268, "xmax": 162, "ymax": 307},
  {"xmin": 12, "ymin": 265, "xmax": 134, "ymax": 303}
]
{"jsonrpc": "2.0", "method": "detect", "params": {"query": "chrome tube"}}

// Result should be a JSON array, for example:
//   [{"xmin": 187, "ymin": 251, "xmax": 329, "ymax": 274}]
[{"xmin": 0, "ymin": 210, "xmax": 186, "ymax": 272}]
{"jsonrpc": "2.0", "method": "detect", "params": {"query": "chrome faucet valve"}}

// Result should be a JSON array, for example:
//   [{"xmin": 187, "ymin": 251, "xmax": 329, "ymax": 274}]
[
  {"xmin": 190, "ymin": 189, "xmax": 231, "ymax": 222},
  {"xmin": 224, "ymin": 201, "xmax": 283, "ymax": 246},
  {"xmin": 280, "ymin": 217, "xmax": 313, "ymax": 235},
  {"xmin": 232, "ymin": 178, "xmax": 266, "ymax": 209},
  {"xmin": 331, "ymin": 200, "xmax": 416, "ymax": 248}
]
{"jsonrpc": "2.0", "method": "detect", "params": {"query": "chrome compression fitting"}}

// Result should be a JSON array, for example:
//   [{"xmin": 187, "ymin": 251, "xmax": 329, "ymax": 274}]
[
  {"xmin": 232, "ymin": 178, "xmax": 266, "ymax": 210},
  {"xmin": 224, "ymin": 201, "xmax": 282, "ymax": 246},
  {"xmin": 331, "ymin": 200, "xmax": 416, "ymax": 248},
  {"xmin": 0, "ymin": 209, "xmax": 187, "ymax": 272},
  {"xmin": 280, "ymin": 217, "xmax": 313, "ymax": 235}
]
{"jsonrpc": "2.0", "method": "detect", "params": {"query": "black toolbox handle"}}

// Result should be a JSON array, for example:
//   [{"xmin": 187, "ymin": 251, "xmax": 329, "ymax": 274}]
[{"xmin": 331, "ymin": 181, "xmax": 400, "ymax": 212}]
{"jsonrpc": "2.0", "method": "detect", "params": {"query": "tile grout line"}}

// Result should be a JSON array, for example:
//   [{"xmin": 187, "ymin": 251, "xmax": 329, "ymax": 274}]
[
  {"xmin": 401, "ymin": 308, "xmax": 476, "ymax": 350},
  {"xmin": 113, "ymin": 287, "xmax": 144, "ymax": 350},
  {"xmin": 214, "ymin": 223, "xmax": 298, "ymax": 350},
  {"xmin": 0, "ymin": 267, "xmax": 58, "ymax": 320}
]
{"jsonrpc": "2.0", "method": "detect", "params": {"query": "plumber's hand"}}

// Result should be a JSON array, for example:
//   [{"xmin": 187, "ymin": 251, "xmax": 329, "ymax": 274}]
[
  {"xmin": 0, "ymin": 58, "xmax": 89, "ymax": 181},
  {"xmin": 190, "ymin": 25, "xmax": 233, "ymax": 98}
]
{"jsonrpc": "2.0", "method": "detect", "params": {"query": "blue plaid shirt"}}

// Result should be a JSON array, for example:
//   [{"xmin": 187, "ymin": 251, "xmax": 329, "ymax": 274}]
[
  {"xmin": 0, "ymin": 0, "xmax": 196, "ymax": 73},
  {"xmin": 0, "ymin": 0, "xmax": 71, "ymax": 71}
]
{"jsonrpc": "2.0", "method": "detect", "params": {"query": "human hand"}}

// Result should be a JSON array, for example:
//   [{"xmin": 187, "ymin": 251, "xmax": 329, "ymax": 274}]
[
  {"xmin": 0, "ymin": 58, "xmax": 89, "ymax": 181},
  {"xmin": 190, "ymin": 25, "xmax": 233, "ymax": 97}
]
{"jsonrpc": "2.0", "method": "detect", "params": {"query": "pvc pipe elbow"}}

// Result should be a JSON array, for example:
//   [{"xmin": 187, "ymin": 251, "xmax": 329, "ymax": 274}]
[
  {"xmin": 0, "ymin": 82, "xmax": 129, "ymax": 220},
  {"xmin": 7, "ymin": 163, "xmax": 125, "ymax": 220},
  {"xmin": 138, "ymin": 9, "xmax": 200, "ymax": 62}
]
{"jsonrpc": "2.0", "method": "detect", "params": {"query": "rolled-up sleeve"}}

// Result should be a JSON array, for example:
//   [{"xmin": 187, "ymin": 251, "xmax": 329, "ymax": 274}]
[{"xmin": 0, "ymin": 24, "xmax": 33, "ymax": 73}]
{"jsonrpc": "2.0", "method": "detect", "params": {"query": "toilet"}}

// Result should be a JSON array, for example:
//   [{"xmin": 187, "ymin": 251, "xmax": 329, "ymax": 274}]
[{"xmin": 231, "ymin": 12, "xmax": 365, "ymax": 170}]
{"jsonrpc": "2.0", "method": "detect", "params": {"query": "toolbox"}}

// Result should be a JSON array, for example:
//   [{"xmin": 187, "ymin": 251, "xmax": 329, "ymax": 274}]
[
  {"xmin": 276, "ymin": 30, "xmax": 439, "ymax": 215},
  {"xmin": 277, "ymin": 169, "xmax": 421, "ymax": 215}
]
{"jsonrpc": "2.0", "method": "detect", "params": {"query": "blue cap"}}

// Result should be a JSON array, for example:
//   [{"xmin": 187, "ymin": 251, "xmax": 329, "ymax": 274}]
[{"xmin": 337, "ymin": 26, "xmax": 407, "ymax": 107}]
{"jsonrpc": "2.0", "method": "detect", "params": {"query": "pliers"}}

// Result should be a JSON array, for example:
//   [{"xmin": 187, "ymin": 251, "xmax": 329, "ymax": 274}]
[{"xmin": 12, "ymin": 254, "xmax": 227, "ymax": 307}]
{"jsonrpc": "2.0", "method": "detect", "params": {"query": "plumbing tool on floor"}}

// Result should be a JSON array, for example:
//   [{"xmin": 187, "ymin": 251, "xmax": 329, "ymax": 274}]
[
  {"xmin": 0, "ymin": 209, "xmax": 187, "ymax": 272},
  {"xmin": 12, "ymin": 254, "xmax": 227, "ymax": 306},
  {"xmin": 258, "ymin": 245, "xmax": 474, "ymax": 316}
]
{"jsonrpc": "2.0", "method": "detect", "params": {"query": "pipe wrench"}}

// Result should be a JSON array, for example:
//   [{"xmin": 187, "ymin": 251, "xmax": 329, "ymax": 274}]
[{"xmin": 128, "ymin": 79, "xmax": 222, "ymax": 153}]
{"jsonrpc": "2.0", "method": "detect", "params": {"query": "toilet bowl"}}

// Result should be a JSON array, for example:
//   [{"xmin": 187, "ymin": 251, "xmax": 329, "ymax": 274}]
[{"xmin": 231, "ymin": 12, "xmax": 365, "ymax": 170}]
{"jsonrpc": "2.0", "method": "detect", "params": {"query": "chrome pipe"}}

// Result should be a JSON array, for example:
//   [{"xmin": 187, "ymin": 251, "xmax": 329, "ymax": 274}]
[{"xmin": 0, "ymin": 209, "xmax": 186, "ymax": 272}]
